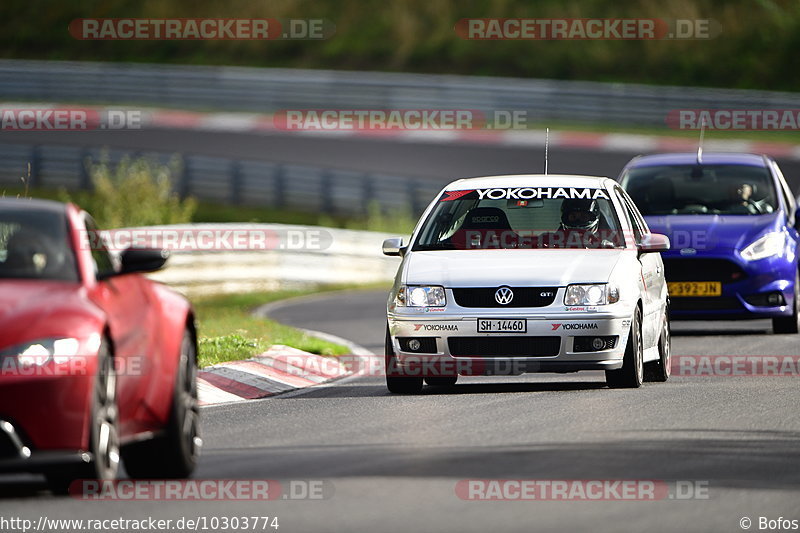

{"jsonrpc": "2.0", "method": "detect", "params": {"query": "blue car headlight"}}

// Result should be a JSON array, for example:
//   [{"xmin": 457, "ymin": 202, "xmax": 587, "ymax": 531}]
[{"xmin": 741, "ymin": 232, "xmax": 786, "ymax": 261}]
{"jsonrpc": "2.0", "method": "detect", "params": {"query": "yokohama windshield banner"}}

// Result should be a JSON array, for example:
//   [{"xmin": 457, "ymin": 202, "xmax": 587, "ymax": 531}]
[{"xmin": 441, "ymin": 188, "xmax": 611, "ymax": 201}]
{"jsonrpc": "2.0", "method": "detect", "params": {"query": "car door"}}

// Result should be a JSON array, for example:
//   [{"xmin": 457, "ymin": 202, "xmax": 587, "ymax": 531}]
[
  {"xmin": 617, "ymin": 187, "xmax": 663, "ymax": 350},
  {"xmin": 83, "ymin": 216, "xmax": 155, "ymax": 436}
]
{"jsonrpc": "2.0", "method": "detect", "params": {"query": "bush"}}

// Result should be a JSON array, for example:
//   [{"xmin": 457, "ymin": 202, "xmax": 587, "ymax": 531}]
[{"xmin": 64, "ymin": 156, "xmax": 197, "ymax": 228}]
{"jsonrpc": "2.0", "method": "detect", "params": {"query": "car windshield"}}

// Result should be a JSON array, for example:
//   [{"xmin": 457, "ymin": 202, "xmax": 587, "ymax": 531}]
[
  {"xmin": 0, "ymin": 208, "xmax": 78, "ymax": 281},
  {"xmin": 413, "ymin": 186, "xmax": 625, "ymax": 251},
  {"xmin": 620, "ymin": 164, "xmax": 777, "ymax": 216}
]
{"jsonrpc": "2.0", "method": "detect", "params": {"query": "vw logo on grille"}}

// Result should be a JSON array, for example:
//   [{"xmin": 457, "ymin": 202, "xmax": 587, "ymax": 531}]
[{"xmin": 494, "ymin": 286, "xmax": 514, "ymax": 305}]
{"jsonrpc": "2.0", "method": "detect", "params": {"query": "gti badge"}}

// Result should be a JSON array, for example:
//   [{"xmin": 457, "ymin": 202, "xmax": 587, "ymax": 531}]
[{"xmin": 495, "ymin": 286, "xmax": 514, "ymax": 305}]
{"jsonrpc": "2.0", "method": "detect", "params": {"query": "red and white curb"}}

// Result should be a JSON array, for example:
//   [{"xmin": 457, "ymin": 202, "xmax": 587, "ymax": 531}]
[
  {"xmin": 197, "ymin": 293, "xmax": 376, "ymax": 406},
  {"xmin": 5, "ymin": 102, "xmax": 800, "ymax": 160},
  {"xmin": 197, "ymin": 344, "xmax": 365, "ymax": 406},
  {"xmin": 197, "ymin": 318, "xmax": 377, "ymax": 406}
]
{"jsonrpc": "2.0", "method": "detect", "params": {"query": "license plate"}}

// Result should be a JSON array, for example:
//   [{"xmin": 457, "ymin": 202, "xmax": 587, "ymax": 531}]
[
  {"xmin": 477, "ymin": 319, "xmax": 527, "ymax": 333},
  {"xmin": 667, "ymin": 281, "xmax": 722, "ymax": 297}
]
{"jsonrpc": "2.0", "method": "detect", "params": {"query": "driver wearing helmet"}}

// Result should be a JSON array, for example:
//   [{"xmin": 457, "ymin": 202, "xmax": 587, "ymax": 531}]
[
  {"xmin": 560, "ymin": 198, "xmax": 600, "ymax": 233},
  {"xmin": 536, "ymin": 199, "xmax": 615, "ymax": 248}
]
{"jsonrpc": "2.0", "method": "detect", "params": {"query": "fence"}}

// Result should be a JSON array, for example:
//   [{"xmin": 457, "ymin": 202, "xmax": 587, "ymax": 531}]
[
  {"xmin": 2, "ymin": 60, "xmax": 799, "ymax": 214},
  {"xmin": 0, "ymin": 142, "xmax": 443, "ymax": 216}
]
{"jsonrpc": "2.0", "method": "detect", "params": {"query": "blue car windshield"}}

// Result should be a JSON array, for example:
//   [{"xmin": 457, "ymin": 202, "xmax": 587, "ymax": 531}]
[{"xmin": 621, "ymin": 164, "xmax": 777, "ymax": 216}]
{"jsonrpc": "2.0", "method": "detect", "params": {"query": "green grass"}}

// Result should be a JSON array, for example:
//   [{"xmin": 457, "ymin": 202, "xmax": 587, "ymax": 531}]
[{"xmin": 192, "ymin": 284, "xmax": 389, "ymax": 368}]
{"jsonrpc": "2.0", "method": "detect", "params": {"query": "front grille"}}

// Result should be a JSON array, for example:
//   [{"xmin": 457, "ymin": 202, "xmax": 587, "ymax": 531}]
[
  {"xmin": 452, "ymin": 287, "xmax": 558, "ymax": 308},
  {"xmin": 448, "ymin": 336, "xmax": 560, "ymax": 356},
  {"xmin": 663, "ymin": 258, "xmax": 746, "ymax": 283},
  {"xmin": 670, "ymin": 297, "xmax": 741, "ymax": 311}
]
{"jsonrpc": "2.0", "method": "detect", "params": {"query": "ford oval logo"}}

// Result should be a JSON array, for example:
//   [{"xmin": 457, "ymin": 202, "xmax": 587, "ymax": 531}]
[
  {"xmin": 680, "ymin": 248, "xmax": 697, "ymax": 256},
  {"xmin": 495, "ymin": 286, "xmax": 514, "ymax": 305}
]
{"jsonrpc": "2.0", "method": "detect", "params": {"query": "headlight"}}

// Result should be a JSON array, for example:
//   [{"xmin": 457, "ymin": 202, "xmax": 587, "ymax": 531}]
[
  {"xmin": 396, "ymin": 285, "xmax": 446, "ymax": 307},
  {"xmin": 741, "ymin": 232, "xmax": 786, "ymax": 261},
  {"xmin": 564, "ymin": 284, "xmax": 619, "ymax": 306},
  {"xmin": 0, "ymin": 336, "xmax": 89, "ymax": 368}
]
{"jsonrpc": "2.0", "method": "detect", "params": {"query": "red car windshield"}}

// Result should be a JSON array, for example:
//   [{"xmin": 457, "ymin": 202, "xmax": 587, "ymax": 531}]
[{"xmin": 0, "ymin": 210, "xmax": 79, "ymax": 282}]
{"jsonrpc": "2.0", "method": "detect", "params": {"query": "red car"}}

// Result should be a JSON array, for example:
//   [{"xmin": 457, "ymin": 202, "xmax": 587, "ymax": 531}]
[{"xmin": 0, "ymin": 198, "xmax": 200, "ymax": 492}]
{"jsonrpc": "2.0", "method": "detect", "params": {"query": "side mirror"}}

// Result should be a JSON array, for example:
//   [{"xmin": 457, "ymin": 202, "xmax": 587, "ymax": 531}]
[
  {"xmin": 118, "ymin": 248, "xmax": 170, "ymax": 275},
  {"xmin": 382, "ymin": 237, "xmax": 406, "ymax": 257},
  {"xmin": 638, "ymin": 233, "xmax": 671, "ymax": 253}
]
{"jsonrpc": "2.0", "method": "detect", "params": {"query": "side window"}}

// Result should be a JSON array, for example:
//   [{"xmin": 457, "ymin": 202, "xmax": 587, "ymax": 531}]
[
  {"xmin": 84, "ymin": 216, "xmax": 115, "ymax": 278},
  {"xmin": 615, "ymin": 187, "xmax": 645, "ymax": 244},
  {"xmin": 620, "ymin": 188, "xmax": 650, "ymax": 233}
]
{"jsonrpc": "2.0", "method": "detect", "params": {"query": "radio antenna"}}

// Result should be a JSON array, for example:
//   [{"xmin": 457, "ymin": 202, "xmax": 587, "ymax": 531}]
[
  {"xmin": 544, "ymin": 127, "xmax": 549, "ymax": 175},
  {"xmin": 696, "ymin": 118, "xmax": 706, "ymax": 164}
]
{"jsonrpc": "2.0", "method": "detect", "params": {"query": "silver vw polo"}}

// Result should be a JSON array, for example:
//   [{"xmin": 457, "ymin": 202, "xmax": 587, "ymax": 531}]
[{"xmin": 382, "ymin": 175, "xmax": 672, "ymax": 393}]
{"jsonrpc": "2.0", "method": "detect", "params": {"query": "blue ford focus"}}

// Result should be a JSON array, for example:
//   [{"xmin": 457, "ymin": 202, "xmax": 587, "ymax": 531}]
[{"xmin": 619, "ymin": 152, "xmax": 800, "ymax": 333}]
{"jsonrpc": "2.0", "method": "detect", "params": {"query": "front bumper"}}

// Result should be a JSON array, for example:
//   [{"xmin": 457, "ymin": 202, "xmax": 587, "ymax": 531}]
[
  {"xmin": 387, "ymin": 309, "xmax": 632, "ymax": 376},
  {"xmin": 0, "ymin": 418, "xmax": 92, "ymax": 474},
  {"xmin": 0, "ymin": 360, "xmax": 95, "ymax": 456},
  {"xmin": 664, "ymin": 252, "xmax": 796, "ymax": 320}
]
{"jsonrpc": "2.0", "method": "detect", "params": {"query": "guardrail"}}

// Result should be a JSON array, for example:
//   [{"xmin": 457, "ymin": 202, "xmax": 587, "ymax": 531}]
[
  {"xmin": 2, "ymin": 59, "xmax": 799, "ymax": 127},
  {"xmin": 0, "ymin": 141, "xmax": 443, "ymax": 215},
  {"xmin": 140, "ymin": 223, "xmax": 401, "ymax": 295}
]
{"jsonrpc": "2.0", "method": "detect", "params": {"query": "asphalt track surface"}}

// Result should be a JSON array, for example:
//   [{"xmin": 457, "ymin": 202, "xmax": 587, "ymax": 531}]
[
  {"xmin": 2, "ymin": 288, "xmax": 799, "ymax": 533},
  {"xmin": 1, "ymin": 130, "xmax": 800, "ymax": 532}
]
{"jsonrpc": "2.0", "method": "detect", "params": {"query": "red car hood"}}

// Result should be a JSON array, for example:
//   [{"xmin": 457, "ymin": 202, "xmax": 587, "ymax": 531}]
[{"xmin": 0, "ymin": 280, "xmax": 103, "ymax": 348}]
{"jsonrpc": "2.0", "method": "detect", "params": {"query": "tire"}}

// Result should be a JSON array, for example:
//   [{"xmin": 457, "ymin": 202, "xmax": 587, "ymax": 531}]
[
  {"xmin": 47, "ymin": 340, "xmax": 120, "ymax": 494},
  {"xmin": 606, "ymin": 306, "xmax": 644, "ymax": 389},
  {"xmin": 385, "ymin": 327, "xmax": 423, "ymax": 394},
  {"xmin": 773, "ymin": 271, "xmax": 800, "ymax": 334},
  {"xmin": 425, "ymin": 376, "xmax": 458, "ymax": 387},
  {"xmin": 123, "ymin": 330, "xmax": 200, "ymax": 479},
  {"xmin": 644, "ymin": 312, "xmax": 671, "ymax": 382}
]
